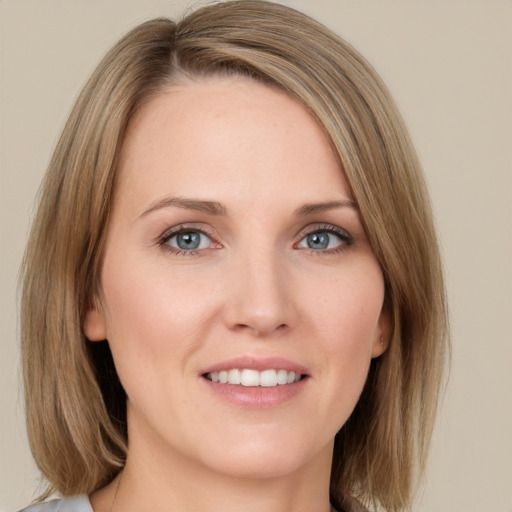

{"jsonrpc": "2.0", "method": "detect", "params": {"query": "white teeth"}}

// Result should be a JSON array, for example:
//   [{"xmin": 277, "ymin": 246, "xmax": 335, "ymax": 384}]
[
  {"xmin": 205, "ymin": 368, "xmax": 304, "ymax": 387},
  {"xmin": 277, "ymin": 369, "xmax": 288, "ymax": 385},
  {"xmin": 228, "ymin": 368, "xmax": 241, "ymax": 384},
  {"xmin": 260, "ymin": 369, "xmax": 278, "ymax": 387},
  {"xmin": 241, "ymin": 369, "xmax": 260, "ymax": 387}
]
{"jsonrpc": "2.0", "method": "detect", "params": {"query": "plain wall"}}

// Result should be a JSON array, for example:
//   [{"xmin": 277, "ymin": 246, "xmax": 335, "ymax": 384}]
[{"xmin": 1, "ymin": 1, "xmax": 511, "ymax": 511}]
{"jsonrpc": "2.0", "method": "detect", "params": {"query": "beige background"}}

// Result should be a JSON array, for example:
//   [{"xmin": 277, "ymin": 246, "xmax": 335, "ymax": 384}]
[{"xmin": 1, "ymin": 1, "xmax": 511, "ymax": 511}]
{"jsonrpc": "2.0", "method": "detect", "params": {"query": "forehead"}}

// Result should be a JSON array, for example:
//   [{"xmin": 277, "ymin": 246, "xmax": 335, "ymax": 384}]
[{"xmin": 115, "ymin": 76, "xmax": 350, "ymax": 211}]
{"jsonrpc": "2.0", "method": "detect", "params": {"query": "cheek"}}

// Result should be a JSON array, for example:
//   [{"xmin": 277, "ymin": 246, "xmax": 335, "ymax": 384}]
[
  {"xmin": 98, "ymin": 254, "xmax": 220, "ymax": 385},
  {"xmin": 101, "ymin": 251, "xmax": 215, "ymax": 333},
  {"xmin": 98, "ymin": 258, "xmax": 223, "ymax": 429},
  {"xmin": 312, "ymin": 273, "xmax": 384, "ymax": 346},
  {"xmin": 308, "ymin": 269, "xmax": 384, "ymax": 397}
]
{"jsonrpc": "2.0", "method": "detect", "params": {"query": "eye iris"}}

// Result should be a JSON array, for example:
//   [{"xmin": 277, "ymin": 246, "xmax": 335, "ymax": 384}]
[
  {"xmin": 176, "ymin": 231, "xmax": 201, "ymax": 250},
  {"xmin": 307, "ymin": 232, "xmax": 329, "ymax": 250}
]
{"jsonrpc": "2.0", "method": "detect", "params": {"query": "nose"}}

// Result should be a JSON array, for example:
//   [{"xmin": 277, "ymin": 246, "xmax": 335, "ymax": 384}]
[{"xmin": 222, "ymin": 248, "xmax": 297, "ymax": 337}]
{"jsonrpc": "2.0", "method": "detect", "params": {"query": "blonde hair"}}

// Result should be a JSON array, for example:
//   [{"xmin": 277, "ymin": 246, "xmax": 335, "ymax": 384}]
[{"xmin": 21, "ymin": 2, "xmax": 448, "ymax": 511}]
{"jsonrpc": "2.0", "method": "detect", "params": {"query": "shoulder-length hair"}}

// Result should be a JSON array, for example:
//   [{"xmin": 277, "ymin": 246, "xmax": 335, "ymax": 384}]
[{"xmin": 21, "ymin": 2, "xmax": 448, "ymax": 511}]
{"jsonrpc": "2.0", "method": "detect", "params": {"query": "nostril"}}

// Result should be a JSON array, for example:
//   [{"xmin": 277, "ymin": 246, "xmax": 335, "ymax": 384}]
[{"xmin": 232, "ymin": 322, "xmax": 289, "ymax": 336}]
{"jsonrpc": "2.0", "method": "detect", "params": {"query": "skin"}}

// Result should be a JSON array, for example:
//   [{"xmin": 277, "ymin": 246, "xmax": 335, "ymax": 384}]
[{"xmin": 86, "ymin": 76, "xmax": 389, "ymax": 512}]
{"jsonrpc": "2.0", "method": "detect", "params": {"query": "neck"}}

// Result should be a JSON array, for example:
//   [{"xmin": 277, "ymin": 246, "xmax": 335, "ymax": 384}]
[
  {"xmin": 91, "ymin": 414, "xmax": 334, "ymax": 512},
  {"xmin": 113, "ymin": 449, "xmax": 332, "ymax": 512},
  {"xmin": 91, "ymin": 404, "xmax": 332, "ymax": 512}
]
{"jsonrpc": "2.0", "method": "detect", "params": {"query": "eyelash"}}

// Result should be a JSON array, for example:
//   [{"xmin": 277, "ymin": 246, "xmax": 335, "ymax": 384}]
[
  {"xmin": 157, "ymin": 223, "xmax": 354, "ymax": 256},
  {"xmin": 158, "ymin": 225, "xmax": 217, "ymax": 256},
  {"xmin": 295, "ymin": 224, "xmax": 354, "ymax": 255}
]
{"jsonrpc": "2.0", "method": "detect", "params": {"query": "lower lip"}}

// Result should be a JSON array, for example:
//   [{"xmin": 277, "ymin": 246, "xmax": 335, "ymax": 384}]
[{"xmin": 202, "ymin": 377, "xmax": 308, "ymax": 408}]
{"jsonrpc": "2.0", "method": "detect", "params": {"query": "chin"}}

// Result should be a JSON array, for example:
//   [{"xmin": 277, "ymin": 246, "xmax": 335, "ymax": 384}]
[{"xmin": 195, "ymin": 432, "xmax": 333, "ymax": 481}]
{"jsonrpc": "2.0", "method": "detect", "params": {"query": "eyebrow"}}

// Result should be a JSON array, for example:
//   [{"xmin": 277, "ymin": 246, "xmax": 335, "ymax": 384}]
[
  {"xmin": 294, "ymin": 199, "xmax": 357, "ymax": 216},
  {"xmin": 138, "ymin": 197, "xmax": 227, "ymax": 219},
  {"xmin": 138, "ymin": 197, "xmax": 356, "ymax": 220}
]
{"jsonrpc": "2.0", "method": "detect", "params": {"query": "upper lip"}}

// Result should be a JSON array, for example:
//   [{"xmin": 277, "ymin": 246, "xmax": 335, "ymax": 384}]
[{"xmin": 200, "ymin": 356, "xmax": 309, "ymax": 376}]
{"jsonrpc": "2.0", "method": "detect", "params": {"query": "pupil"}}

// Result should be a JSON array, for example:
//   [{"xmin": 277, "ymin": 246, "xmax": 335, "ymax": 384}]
[
  {"xmin": 177, "ymin": 231, "xmax": 200, "ymax": 250},
  {"xmin": 307, "ymin": 232, "xmax": 329, "ymax": 250}
]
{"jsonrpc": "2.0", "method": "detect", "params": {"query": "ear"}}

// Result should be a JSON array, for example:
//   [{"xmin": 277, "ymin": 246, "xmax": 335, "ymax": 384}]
[
  {"xmin": 83, "ymin": 299, "xmax": 107, "ymax": 342},
  {"xmin": 372, "ymin": 306, "xmax": 392, "ymax": 358}
]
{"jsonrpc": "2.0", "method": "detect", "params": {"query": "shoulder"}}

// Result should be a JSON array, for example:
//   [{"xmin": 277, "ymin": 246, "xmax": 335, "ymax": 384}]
[{"xmin": 17, "ymin": 495, "xmax": 92, "ymax": 512}]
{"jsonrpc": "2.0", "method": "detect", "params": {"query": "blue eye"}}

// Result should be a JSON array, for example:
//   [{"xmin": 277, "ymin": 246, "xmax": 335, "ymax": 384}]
[
  {"xmin": 165, "ymin": 230, "xmax": 212, "ymax": 251},
  {"xmin": 297, "ymin": 228, "xmax": 351, "ymax": 251}
]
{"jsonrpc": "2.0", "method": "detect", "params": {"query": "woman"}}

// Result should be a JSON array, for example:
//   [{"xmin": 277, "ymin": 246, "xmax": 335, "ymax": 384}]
[{"xmin": 19, "ymin": 1, "xmax": 448, "ymax": 511}]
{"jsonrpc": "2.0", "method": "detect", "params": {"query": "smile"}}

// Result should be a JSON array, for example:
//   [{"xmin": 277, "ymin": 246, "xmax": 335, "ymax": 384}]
[{"xmin": 205, "ymin": 369, "xmax": 304, "ymax": 387}]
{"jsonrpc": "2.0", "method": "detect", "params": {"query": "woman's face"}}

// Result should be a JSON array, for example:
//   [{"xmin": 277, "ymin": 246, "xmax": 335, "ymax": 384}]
[{"xmin": 85, "ymin": 77, "xmax": 388, "ymax": 480}]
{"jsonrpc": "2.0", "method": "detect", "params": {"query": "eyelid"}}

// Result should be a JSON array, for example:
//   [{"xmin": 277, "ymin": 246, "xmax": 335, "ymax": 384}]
[
  {"xmin": 296, "ymin": 223, "xmax": 353, "ymax": 240},
  {"xmin": 155, "ymin": 222, "xmax": 353, "ymax": 256},
  {"xmin": 157, "ymin": 224, "xmax": 221, "ymax": 254},
  {"xmin": 294, "ymin": 223, "xmax": 354, "ymax": 251}
]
